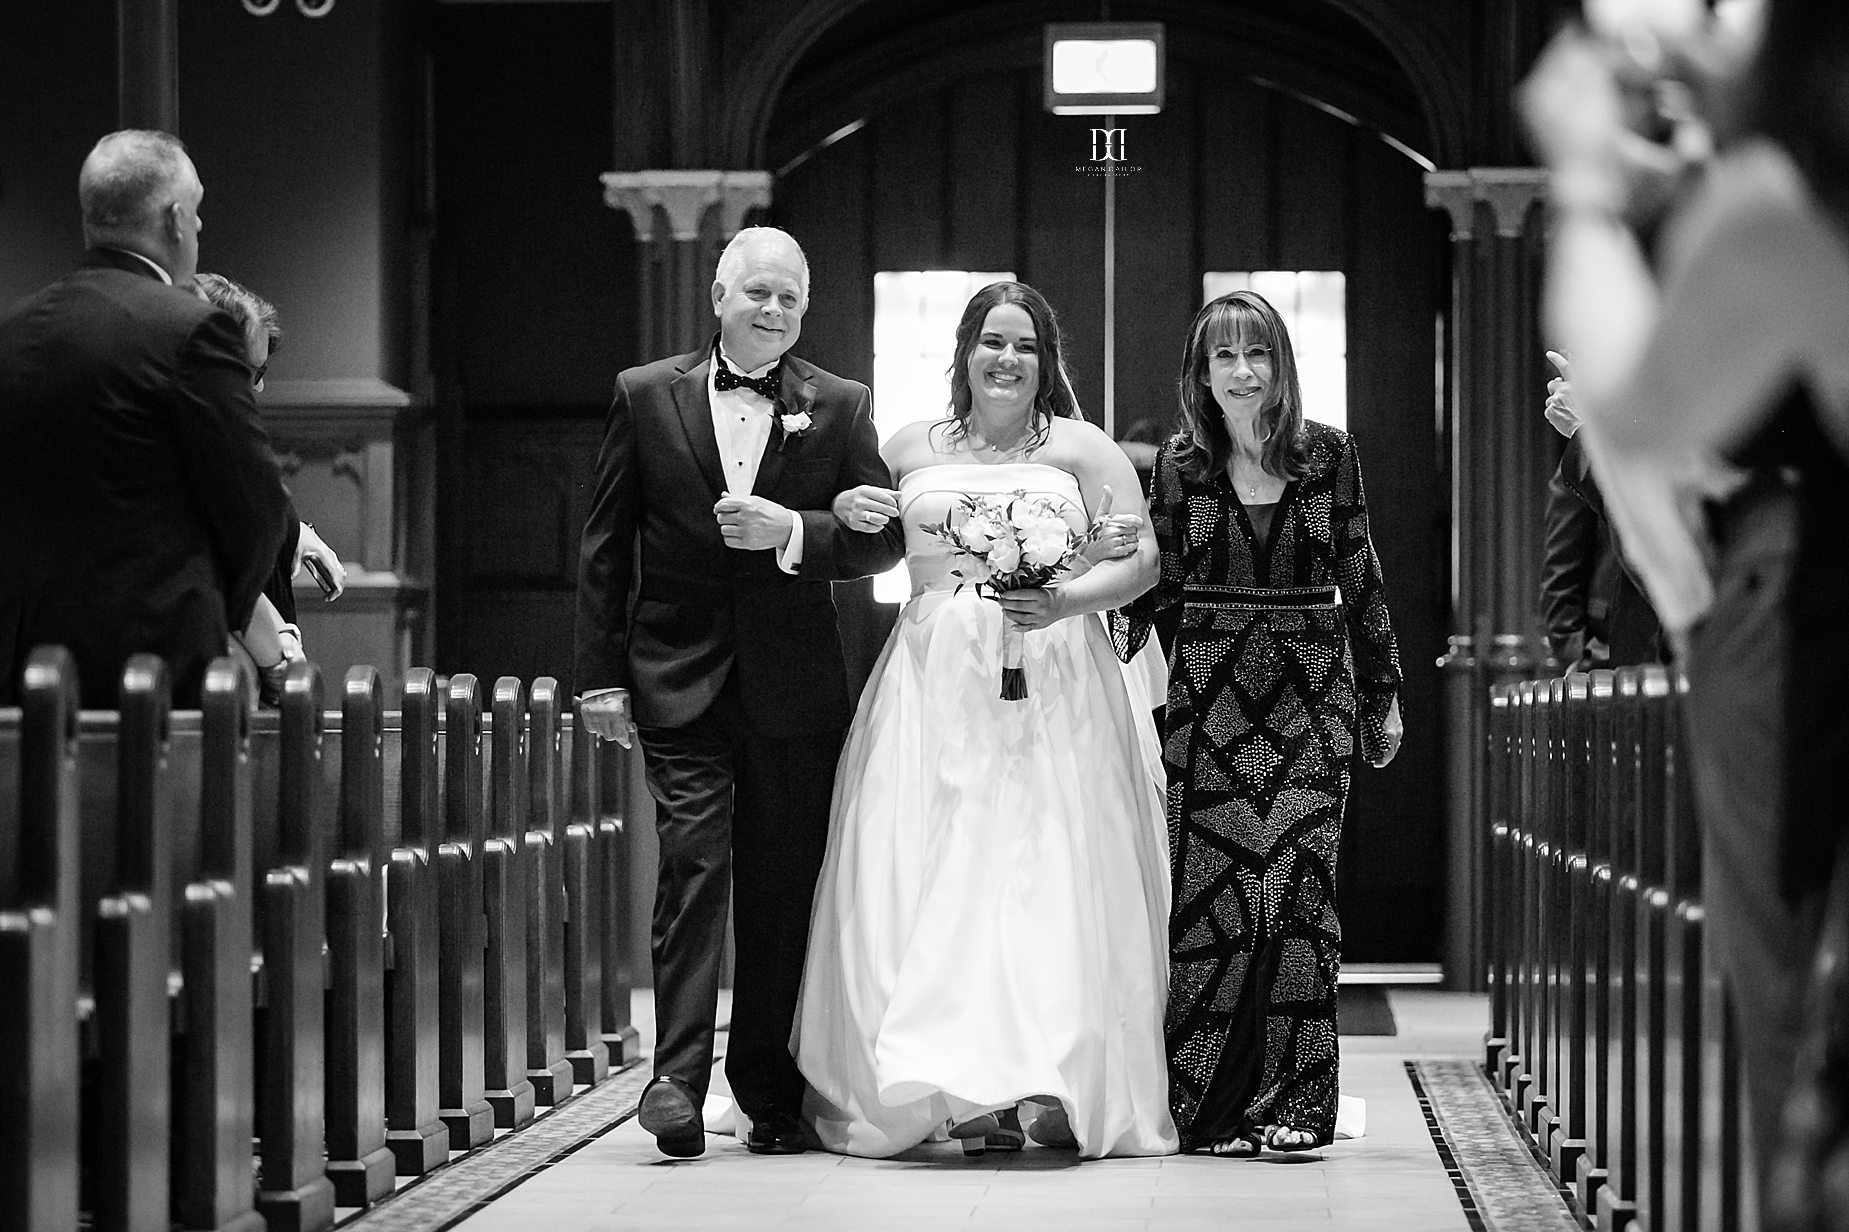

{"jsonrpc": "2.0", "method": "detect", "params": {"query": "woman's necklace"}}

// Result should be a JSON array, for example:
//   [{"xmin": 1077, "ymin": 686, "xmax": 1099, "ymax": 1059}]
[
  {"xmin": 972, "ymin": 422, "xmax": 1029, "ymax": 456},
  {"xmin": 1234, "ymin": 456, "xmax": 1266, "ymax": 500}
]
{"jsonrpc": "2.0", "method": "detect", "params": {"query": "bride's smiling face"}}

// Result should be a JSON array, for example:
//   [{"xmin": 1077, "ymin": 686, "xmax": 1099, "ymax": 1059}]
[{"xmin": 966, "ymin": 304, "xmax": 1040, "ymax": 417}]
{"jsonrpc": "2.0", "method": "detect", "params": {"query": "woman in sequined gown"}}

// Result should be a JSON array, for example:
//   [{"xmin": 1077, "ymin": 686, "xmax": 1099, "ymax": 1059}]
[
  {"xmin": 793, "ymin": 282, "xmax": 1178, "ymax": 1160},
  {"xmin": 1118, "ymin": 290, "xmax": 1403, "ymax": 1156}
]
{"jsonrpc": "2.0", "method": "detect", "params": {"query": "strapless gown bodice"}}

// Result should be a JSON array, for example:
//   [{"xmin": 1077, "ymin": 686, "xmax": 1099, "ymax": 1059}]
[{"xmin": 895, "ymin": 462, "xmax": 1090, "ymax": 598}]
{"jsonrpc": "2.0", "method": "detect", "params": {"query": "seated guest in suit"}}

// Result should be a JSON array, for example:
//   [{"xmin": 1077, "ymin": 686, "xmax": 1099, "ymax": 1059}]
[
  {"xmin": 0, "ymin": 130, "xmax": 291, "ymax": 707},
  {"xmin": 194, "ymin": 272, "xmax": 347, "ymax": 702}
]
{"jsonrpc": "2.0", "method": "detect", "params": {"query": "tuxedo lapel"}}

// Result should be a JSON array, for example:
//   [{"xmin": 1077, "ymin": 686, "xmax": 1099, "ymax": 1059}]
[
  {"xmin": 669, "ymin": 353, "xmax": 727, "ymax": 496},
  {"xmin": 750, "ymin": 363, "xmax": 816, "ymax": 499}
]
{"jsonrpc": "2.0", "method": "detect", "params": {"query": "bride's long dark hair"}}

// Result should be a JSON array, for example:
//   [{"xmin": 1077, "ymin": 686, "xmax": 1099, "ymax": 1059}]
[{"xmin": 941, "ymin": 281, "xmax": 1082, "ymax": 452}]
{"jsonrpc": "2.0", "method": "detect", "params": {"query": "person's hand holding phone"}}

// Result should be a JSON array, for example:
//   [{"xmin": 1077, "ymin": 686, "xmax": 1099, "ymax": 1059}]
[{"xmin": 294, "ymin": 521, "xmax": 347, "ymax": 600}]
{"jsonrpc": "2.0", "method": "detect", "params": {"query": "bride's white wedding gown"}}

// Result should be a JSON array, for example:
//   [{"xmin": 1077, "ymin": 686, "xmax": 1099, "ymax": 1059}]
[{"xmin": 793, "ymin": 462, "xmax": 1179, "ymax": 1159}]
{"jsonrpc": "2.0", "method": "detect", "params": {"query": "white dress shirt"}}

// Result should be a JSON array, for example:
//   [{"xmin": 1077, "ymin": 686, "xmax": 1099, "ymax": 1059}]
[{"xmin": 710, "ymin": 346, "xmax": 804, "ymax": 573}]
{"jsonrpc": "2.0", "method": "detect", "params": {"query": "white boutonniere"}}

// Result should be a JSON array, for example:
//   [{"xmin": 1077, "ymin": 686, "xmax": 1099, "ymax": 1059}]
[{"xmin": 776, "ymin": 409, "xmax": 813, "ymax": 450}]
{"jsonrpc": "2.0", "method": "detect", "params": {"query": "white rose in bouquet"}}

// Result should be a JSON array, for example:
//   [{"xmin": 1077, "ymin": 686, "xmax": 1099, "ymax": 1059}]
[
  {"xmin": 988, "ymin": 534, "xmax": 1022, "ymax": 574},
  {"xmin": 1020, "ymin": 516, "xmax": 1074, "ymax": 569}
]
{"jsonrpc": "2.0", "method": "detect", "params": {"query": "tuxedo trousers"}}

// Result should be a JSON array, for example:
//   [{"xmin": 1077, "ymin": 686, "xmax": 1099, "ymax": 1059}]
[{"xmin": 638, "ymin": 670, "xmax": 844, "ymax": 1118}]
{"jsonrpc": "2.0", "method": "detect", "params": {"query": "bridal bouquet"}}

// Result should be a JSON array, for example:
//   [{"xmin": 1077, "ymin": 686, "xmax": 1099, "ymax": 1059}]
[{"xmin": 921, "ymin": 490, "xmax": 1092, "ymax": 700}]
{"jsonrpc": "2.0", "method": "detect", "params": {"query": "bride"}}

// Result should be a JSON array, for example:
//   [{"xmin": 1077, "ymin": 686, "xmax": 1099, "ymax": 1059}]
[{"xmin": 791, "ymin": 281, "xmax": 1178, "ymax": 1159}]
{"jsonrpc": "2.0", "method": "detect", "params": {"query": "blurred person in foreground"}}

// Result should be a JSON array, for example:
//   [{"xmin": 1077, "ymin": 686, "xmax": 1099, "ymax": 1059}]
[
  {"xmin": 0, "ymin": 130, "xmax": 290, "ymax": 707},
  {"xmin": 1521, "ymin": 0, "xmax": 1849, "ymax": 1223}
]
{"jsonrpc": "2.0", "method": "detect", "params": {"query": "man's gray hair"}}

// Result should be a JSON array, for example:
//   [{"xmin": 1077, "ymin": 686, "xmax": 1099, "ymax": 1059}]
[
  {"xmin": 713, "ymin": 226, "xmax": 810, "ymax": 301},
  {"xmin": 80, "ymin": 129, "xmax": 190, "ymax": 235}
]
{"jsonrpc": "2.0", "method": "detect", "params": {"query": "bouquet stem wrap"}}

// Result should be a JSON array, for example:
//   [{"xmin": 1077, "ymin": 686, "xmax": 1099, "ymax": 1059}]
[{"xmin": 1000, "ymin": 619, "xmax": 1028, "ymax": 701}]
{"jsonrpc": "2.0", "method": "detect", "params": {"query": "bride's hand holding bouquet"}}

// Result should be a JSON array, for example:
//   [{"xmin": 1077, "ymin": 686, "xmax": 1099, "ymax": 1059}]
[{"xmin": 922, "ymin": 489, "xmax": 1098, "ymax": 699}]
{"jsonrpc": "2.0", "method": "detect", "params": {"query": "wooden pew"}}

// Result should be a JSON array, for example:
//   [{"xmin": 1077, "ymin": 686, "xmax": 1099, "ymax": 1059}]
[
  {"xmin": 1485, "ymin": 684, "xmax": 1514, "ymax": 1079},
  {"xmin": 1, "ymin": 654, "xmax": 649, "ymax": 1229},
  {"xmin": 173, "ymin": 659, "xmax": 264, "ymax": 1232},
  {"xmin": 562, "ymin": 697, "xmax": 610, "ymax": 1086},
  {"xmin": 524, "ymin": 679, "xmax": 576, "ymax": 1105},
  {"xmin": 1577, "ymin": 669, "xmax": 1616, "ymax": 1214},
  {"xmin": 1597, "ymin": 669, "xmax": 1644, "ymax": 1232},
  {"xmin": 437, "ymin": 674, "xmax": 494, "ymax": 1149},
  {"xmin": 385, "ymin": 668, "xmax": 449, "ymax": 1174},
  {"xmin": 90, "ymin": 654, "xmax": 175, "ymax": 1231},
  {"xmin": 1551, "ymin": 674, "xmax": 1593, "ymax": 1184},
  {"xmin": 482, "ymin": 678, "xmax": 536, "ymax": 1129},
  {"xmin": 0, "ymin": 646, "xmax": 83, "ymax": 1231},
  {"xmin": 324, "ymin": 666, "xmax": 396, "ymax": 1207},
  {"xmin": 1633, "ymin": 667, "xmax": 1672, "ymax": 1232},
  {"xmin": 596, "ymin": 735, "xmax": 642, "ymax": 1066},
  {"xmin": 255, "ymin": 662, "xmax": 337, "ymax": 1232},
  {"xmin": 1515, "ymin": 680, "xmax": 1544, "ymax": 1125}
]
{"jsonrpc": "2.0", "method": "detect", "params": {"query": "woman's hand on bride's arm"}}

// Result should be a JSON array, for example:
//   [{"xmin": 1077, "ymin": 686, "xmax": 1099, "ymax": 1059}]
[
  {"xmin": 832, "ymin": 484, "xmax": 900, "ymax": 533},
  {"xmin": 995, "ymin": 584, "xmax": 1068, "ymax": 631},
  {"xmin": 1082, "ymin": 513, "xmax": 1144, "ymax": 565}
]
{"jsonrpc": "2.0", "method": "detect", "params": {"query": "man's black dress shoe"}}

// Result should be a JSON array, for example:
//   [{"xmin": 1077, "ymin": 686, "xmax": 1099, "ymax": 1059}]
[
  {"xmin": 746, "ymin": 1109, "xmax": 808, "ymax": 1155},
  {"xmin": 638, "ymin": 1075, "xmax": 704, "ymax": 1158}
]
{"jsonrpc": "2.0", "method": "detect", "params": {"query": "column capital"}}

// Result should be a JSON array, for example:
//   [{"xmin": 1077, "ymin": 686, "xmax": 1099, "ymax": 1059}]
[
  {"xmin": 1472, "ymin": 168, "xmax": 1547, "ymax": 238},
  {"xmin": 1424, "ymin": 170, "xmax": 1477, "ymax": 241},
  {"xmin": 599, "ymin": 170, "xmax": 772, "ymax": 243},
  {"xmin": 1423, "ymin": 167, "xmax": 1550, "ymax": 241}
]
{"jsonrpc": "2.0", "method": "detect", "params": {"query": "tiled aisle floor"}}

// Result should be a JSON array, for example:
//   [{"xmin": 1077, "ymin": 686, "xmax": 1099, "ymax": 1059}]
[{"xmin": 440, "ymin": 989, "xmax": 1502, "ymax": 1232}]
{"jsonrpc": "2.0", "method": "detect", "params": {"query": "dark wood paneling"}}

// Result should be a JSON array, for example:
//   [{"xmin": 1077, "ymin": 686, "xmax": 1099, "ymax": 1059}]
[
  {"xmin": 1022, "ymin": 109, "xmax": 1109, "ymax": 426},
  {"xmin": 770, "ymin": 115, "xmax": 874, "ymax": 391},
  {"xmin": 431, "ymin": 2, "xmax": 627, "ymax": 408},
  {"xmin": 1197, "ymin": 77, "xmax": 1277, "ymax": 273},
  {"xmin": 450, "ymin": 419, "xmax": 601, "ymax": 692},
  {"xmin": 1274, "ymin": 100, "xmax": 1350, "ymax": 271},
  {"xmin": 0, "ymin": 1, "xmax": 114, "ymax": 307},
  {"xmin": 870, "ymin": 92, "xmax": 947, "ymax": 271},
  {"xmin": 1338, "ymin": 128, "xmax": 1444, "ymax": 961},
  {"xmin": 1110, "ymin": 84, "xmax": 1199, "ymax": 439},
  {"xmin": 946, "ymin": 77, "xmax": 1018, "ymax": 274}
]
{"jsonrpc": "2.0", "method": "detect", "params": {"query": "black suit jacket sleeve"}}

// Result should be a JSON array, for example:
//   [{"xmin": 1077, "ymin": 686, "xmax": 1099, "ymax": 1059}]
[
  {"xmin": 1540, "ymin": 453, "xmax": 1598, "ymax": 667},
  {"xmin": 173, "ymin": 310, "xmax": 293, "ymax": 633},
  {"xmin": 789, "ymin": 384, "xmax": 905, "ymax": 581},
  {"xmin": 575, "ymin": 371, "xmax": 640, "ymax": 695}
]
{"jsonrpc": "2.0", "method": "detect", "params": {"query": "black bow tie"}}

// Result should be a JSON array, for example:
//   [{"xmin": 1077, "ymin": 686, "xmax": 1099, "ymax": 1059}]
[{"xmin": 714, "ymin": 357, "xmax": 780, "ymax": 400}]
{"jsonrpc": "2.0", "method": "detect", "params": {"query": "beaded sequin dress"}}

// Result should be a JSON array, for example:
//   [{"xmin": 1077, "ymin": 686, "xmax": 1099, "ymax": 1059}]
[{"xmin": 1118, "ymin": 421, "xmax": 1400, "ymax": 1149}]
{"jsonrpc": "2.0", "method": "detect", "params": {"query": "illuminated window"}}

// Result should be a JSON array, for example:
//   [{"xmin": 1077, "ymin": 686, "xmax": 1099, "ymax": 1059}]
[
  {"xmin": 1201, "ymin": 271, "xmax": 1346, "ymax": 431},
  {"xmin": 870, "ymin": 270, "xmax": 1014, "ymax": 603}
]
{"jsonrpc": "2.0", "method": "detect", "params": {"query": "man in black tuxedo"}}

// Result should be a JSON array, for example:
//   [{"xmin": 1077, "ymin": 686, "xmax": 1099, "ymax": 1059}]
[
  {"xmin": 575, "ymin": 227, "xmax": 902, "ymax": 1157},
  {"xmin": 0, "ymin": 130, "xmax": 290, "ymax": 708}
]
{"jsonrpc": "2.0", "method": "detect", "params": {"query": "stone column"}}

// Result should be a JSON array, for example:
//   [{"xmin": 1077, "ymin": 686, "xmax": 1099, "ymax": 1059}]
[
  {"xmin": 600, "ymin": 170, "xmax": 772, "ymax": 359},
  {"xmin": 1426, "ymin": 166, "xmax": 1550, "ymax": 992}
]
